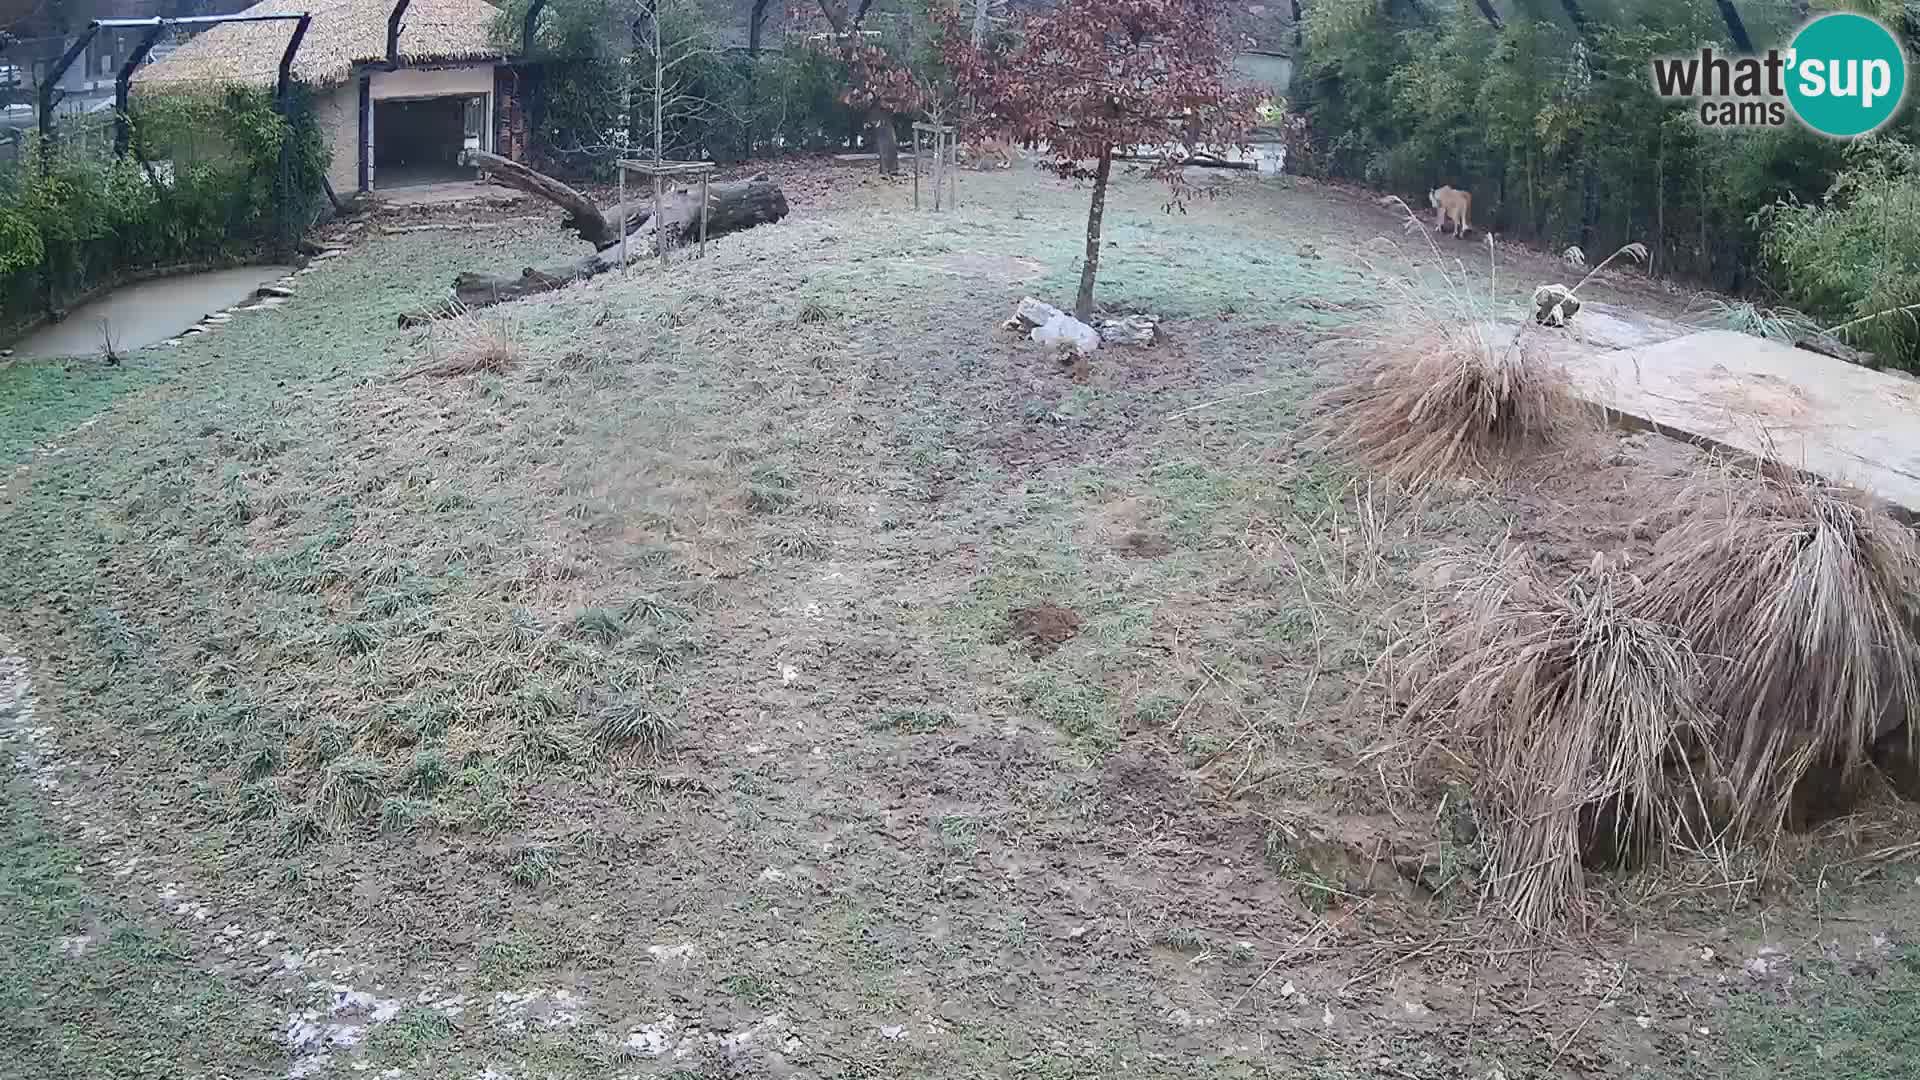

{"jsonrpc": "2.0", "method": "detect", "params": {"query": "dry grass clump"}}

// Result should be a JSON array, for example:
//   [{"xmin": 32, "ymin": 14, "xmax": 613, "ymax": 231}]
[
  {"xmin": 1397, "ymin": 550, "xmax": 1713, "ymax": 929},
  {"xmin": 1320, "ymin": 212, "xmax": 1644, "ymax": 487},
  {"xmin": 1633, "ymin": 464, "xmax": 1920, "ymax": 837},
  {"xmin": 398, "ymin": 302, "xmax": 526, "ymax": 380},
  {"xmin": 1394, "ymin": 461, "xmax": 1920, "ymax": 929},
  {"xmin": 1319, "ymin": 323, "xmax": 1581, "ymax": 487}
]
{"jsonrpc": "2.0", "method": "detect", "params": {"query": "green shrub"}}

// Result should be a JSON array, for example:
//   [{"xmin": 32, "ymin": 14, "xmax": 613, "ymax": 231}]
[
  {"xmin": 0, "ymin": 84, "xmax": 328, "ymax": 329},
  {"xmin": 1289, "ymin": 2, "xmax": 1900, "ymax": 290},
  {"xmin": 1763, "ymin": 139, "xmax": 1920, "ymax": 370}
]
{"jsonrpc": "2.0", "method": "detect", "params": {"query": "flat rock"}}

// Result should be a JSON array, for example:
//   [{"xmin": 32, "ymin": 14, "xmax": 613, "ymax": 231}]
[
  {"xmin": 1564, "ymin": 329, "xmax": 1920, "ymax": 518},
  {"xmin": 256, "ymin": 285, "xmax": 295, "ymax": 299}
]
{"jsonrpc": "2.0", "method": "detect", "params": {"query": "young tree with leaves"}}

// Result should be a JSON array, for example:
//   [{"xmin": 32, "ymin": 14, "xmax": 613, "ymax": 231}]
[
  {"xmin": 940, "ymin": 0, "xmax": 1259, "ymax": 320},
  {"xmin": 798, "ymin": 0, "xmax": 918, "ymax": 174}
]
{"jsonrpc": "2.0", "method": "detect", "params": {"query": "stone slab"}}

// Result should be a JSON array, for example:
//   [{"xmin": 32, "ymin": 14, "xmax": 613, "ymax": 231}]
[{"xmin": 1563, "ymin": 328, "xmax": 1920, "ymax": 517}]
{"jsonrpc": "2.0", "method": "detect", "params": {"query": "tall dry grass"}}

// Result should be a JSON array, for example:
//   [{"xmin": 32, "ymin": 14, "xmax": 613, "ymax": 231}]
[
  {"xmin": 1632, "ymin": 463, "xmax": 1920, "ymax": 838},
  {"xmin": 1317, "ymin": 202, "xmax": 1644, "ymax": 488},
  {"xmin": 1318, "ymin": 321, "xmax": 1577, "ymax": 487},
  {"xmin": 1396, "ymin": 550, "xmax": 1715, "ymax": 929},
  {"xmin": 398, "ymin": 301, "xmax": 527, "ymax": 380},
  {"xmin": 1393, "ymin": 461, "xmax": 1920, "ymax": 930}
]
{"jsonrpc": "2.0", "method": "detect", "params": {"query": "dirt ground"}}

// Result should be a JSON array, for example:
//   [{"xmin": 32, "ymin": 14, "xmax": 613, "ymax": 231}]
[{"xmin": 1, "ymin": 157, "xmax": 1916, "ymax": 1080}]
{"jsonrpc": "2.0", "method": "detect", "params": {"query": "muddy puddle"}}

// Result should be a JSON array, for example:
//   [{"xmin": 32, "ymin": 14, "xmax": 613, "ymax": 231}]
[{"xmin": 14, "ymin": 265, "xmax": 294, "ymax": 358}]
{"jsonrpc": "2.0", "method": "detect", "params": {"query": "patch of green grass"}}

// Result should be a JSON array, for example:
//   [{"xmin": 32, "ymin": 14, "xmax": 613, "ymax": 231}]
[
  {"xmin": 365, "ymin": 1006, "xmax": 455, "ymax": 1058},
  {"xmin": 721, "ymin": 971, "xmax": 777, "ymax": 1006},
  {"xmin": 277, "ymin": 807, "xmax": 326, "ymax": 853},
  {"xmin": 506, "ymin": 848, "xmax": 555, "ymax": 889},
  {"xmin": 378, "ymin": 797, "xmax": 424, "ymax": 834},
  {"xmin": 937, "ymin": 814, "xmax": 981, "ymax": 853},
  {"xmin": 1015, "ymin": 671, "xmax": 1116, "ymax": 751},
  {"xmin": 406, "ymin": 749, "xmax": 452, "ymax": 793},
  {"xmin": 1032, "ymin": 211, "xmax": 1374, "ymax": 322},
  {"xmin": 0, "ymin": 357, "xmax": 152, "ymax": 463},
  {"xmin": 571, "ymin": 606, "xmax": 628, "ymax": 644},
  {"xmin": 327, "ymin": 621, "xmax": 380, "ymax": 658},
  {"xmin": 0, "ymin": 780, "xmax": 279, "ymax": 1076},
  {"xmin": 1144, "ymin": 459, "xmax": 1256, "ymax": 545},
  {"xmin": 1723, "ymin": 947, "xmax": 1920, "ymax": 1080},
  {"xmin": 316, "ymin": 756, "xmax": 387, "ymax": 823},
  {"xmin": 592, "ymin": 698, "xmax": 674, "ymax": 758}
]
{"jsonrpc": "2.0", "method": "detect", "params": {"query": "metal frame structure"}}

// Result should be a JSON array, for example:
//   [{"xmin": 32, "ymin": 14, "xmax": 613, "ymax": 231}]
[
  {"xmin": 33, "ymin": 13, "xmax": 313, "ymax": 317},
  {"xmin": 911, "ymin": 121, "xmax": 957, "ymax": 212},
  {"xmin": 39, "ymin": 13, "xmax": 314, "ymax": 163},
  {"xmin": 616, "ymin": 158, "xmax": 714, "ymax": 270}
]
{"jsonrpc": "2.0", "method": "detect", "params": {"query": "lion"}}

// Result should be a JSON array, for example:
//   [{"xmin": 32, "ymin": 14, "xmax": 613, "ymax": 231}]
[
  {"xmin": 1428, "ymin": 185, "xmax": 1472, "ymax": 238},
  {"xmin": 961, "ymin": 134, "xmax": 1018, "ymax": 170}
]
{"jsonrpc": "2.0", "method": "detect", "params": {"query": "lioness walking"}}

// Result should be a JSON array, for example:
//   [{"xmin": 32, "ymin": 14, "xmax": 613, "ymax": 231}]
[{"xmin": 1429, "ymin": 185, "xmax": 1472, "ymax": 238}]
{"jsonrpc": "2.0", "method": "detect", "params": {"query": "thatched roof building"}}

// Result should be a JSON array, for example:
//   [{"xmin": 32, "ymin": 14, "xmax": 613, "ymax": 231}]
[
  {"xmin": 132, "ymin": 0, "xmax": 505, "ymax": 90},
  {"xmin": 132, "ymin": 0, "xmax": 516, "ymax": 197}
]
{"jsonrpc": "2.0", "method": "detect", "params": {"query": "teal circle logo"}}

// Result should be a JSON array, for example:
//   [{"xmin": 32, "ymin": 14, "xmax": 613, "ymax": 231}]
[{"xmin": 1786, "ymin": 13, "xmax": 1908, "ymax": 137}]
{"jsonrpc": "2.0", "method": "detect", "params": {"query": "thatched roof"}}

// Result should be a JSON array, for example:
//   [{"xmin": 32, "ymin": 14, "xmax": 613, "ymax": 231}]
[{"xmin": 132, "ymin": 0, "xmax": 506, "ymax": 91}]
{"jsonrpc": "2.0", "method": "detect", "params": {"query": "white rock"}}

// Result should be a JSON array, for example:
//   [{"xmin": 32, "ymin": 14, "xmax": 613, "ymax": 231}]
[
  {"xmin": 1007, "ymin": 295, "xmax": 1064, "ymax": 329},
  {"xmin": 1098, "ymin": 314, "xmax": 1158, "ymax": 346}
]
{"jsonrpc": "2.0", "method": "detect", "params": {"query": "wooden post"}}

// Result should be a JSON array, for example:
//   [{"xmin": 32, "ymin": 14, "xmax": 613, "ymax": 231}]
[
  {"xmin": 912, "ymin": 129, "xmax": 921, "ymax": 210},
  {"xmin": 933, "ymin": 129, "xmax": 944, "ymax": 212},
  {"xmin": 950, "ymin": 132, "xmax": 959, "ymax": 210},
  {"xmin": 654, "ymin": 171, "xmax": 666, "ymax": 269},
  {"xmin": 699, "ymin": 172, "xmax": 710, "ymax": 258},
  {"xmin": 618, "ymin": 161, "xmax": 629, "ymax": 274}
]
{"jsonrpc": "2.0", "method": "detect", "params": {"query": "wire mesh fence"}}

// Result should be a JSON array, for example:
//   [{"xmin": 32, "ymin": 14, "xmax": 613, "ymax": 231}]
[{"xmin": 0, "ymin": 17, "xmax": 327, "ymax": 329}]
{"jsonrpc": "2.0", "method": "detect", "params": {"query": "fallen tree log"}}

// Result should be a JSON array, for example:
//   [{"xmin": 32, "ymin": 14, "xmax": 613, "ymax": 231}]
[
  {"xmin": 464, "ymin": 149, "xmax": 622, "ymax": 246},
  {"xmin": 399, "ymin": 156, "xmax": 790, "ymax": 326}
]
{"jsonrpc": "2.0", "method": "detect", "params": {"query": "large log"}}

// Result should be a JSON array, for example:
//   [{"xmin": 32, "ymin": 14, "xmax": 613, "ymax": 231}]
[
  {"xmin": 464, "ymin": 149, "xmax": 619, "ymax": 246},
  {"xmin": 400, "ymin": 164, "xmax": 790, "ymax": 325}
]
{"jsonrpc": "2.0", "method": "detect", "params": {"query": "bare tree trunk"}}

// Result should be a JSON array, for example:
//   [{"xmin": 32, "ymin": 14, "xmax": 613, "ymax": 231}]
[
  {"xmin": 464, "ymin": 149, "xmax": 617, "ymax": 245},
  {"xmin": 746, "ymin": 0, "xmax": 771, "ymax": 157},
  {"xmin": 1654, "ymin": 131, "xmax": 1665, "ymax": 278},
  {"xmin": 749, "ymin": 0, "xmax": 771, "ymax": 54},
  {"xmin": 1556, "ymin": 0, "xmax": 1591, "ymax": 38},
  {"xmin": 874, "ymin": 110, "xmax": 898, "ymax": 175},
  {"xmin": 972, "ymin": 0, "xmax": 991, "ymax": 43},
  {"xmin": 1075, "ymin": 145, "xmax": 1113, "ymax": 322},
  {"xmin": 1716, "ymin": 0, "xmax": 1754, "ymax": 52}
]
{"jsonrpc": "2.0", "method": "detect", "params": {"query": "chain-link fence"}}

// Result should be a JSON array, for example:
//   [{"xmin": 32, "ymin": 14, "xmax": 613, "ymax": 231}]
[{"xmin": 0, "ymin": 17, "xmax": 328, "ymax": 331}]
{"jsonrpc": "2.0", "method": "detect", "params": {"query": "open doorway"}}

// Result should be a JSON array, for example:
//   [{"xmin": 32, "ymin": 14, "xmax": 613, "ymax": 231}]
[{"xmin": 373, "ymin": 95, "xmax": 486, "ymax": 188}]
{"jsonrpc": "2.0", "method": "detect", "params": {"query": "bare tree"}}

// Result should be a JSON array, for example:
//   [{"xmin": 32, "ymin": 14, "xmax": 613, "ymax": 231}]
[{"xmin": 537, "ymin": 0, "xmax": 737, "ymax": 172}]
